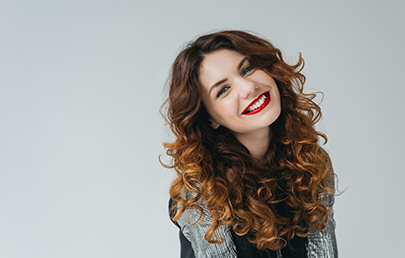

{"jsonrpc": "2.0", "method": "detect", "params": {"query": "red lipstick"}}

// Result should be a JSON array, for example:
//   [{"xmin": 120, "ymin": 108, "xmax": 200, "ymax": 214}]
[{"xmin": 241, "ymin": 91, "xmax": 271, "ymax": 115}]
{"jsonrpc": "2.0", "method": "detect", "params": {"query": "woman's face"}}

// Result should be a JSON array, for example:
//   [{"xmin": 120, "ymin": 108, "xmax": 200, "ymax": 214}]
[{"xmin": 199, "ymin": 49, "xmax": 281, "ymax": 138}]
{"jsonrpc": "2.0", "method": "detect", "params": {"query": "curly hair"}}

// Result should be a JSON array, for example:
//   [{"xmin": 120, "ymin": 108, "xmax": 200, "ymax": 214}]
[{"xmin": 161, "ymin": 30, "xmax": 336, "ymax": 250}]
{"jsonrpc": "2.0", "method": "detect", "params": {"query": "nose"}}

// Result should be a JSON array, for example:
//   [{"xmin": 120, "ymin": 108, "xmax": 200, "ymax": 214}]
[{"xmin": 235, "ymin": 77, "xmax": 257, "ymax": 99}]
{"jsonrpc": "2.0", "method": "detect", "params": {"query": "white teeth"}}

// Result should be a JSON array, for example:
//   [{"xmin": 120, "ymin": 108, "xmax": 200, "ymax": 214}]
[{"xmin": 246, "ymin": 94, "xmax": 267, "ymax": 112}]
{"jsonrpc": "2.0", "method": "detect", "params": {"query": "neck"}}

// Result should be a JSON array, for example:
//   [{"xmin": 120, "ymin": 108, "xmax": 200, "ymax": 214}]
[{"xmin": 233, "ymin": 127, "xmax": 271, "ymax": 165}]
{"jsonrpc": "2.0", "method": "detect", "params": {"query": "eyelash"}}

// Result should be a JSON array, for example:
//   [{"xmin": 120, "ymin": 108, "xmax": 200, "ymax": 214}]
[
  {"xmin": 242, "ymin": 65, "xmax": 254, "ymax": 76},
  {"xmin": 216, "ymin": 86, "xmax": 230, "ymax": 98}
]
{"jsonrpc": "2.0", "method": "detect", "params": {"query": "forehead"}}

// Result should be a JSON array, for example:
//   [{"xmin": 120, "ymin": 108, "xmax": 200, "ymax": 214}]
[{"xmin": 199, "ymin": 49, "xmax": 245, "ymax": 90}]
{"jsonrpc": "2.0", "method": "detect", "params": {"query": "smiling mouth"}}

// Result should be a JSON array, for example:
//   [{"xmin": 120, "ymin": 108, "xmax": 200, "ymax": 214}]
[{"xmin": 242, "ymin": 91, "xmax": 271, "ymax": 115}]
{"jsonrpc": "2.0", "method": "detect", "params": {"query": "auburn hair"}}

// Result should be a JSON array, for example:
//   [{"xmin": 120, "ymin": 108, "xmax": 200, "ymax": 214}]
[{"xmin": 161, "ymin": 30, "xmax": 335, "ymax": 250}]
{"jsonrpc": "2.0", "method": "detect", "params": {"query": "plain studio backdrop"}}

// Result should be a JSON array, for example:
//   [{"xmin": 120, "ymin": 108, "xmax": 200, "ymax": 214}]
[{"xmin": 0, "ymin": 0, "xmax": 404, "ymax": 257}]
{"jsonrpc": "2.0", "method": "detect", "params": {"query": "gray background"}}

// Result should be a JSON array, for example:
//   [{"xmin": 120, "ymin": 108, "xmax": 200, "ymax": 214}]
[{"xmin": 1, "ymin": 0, "xmax": 404, "ymax": 257}]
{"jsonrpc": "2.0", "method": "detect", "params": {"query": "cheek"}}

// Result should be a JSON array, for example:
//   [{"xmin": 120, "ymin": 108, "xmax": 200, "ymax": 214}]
[
  {"xmin": 219, "ymin": 98, "xmax": 238, "ymax": 115},
  {"xmin": 202, "ymin": 93, "xmax": 239, "ymax": 124},
  {"xmin": 210, "ymin": 105, "xmax": 226, "ymax": 121},
  {"xmin": 206, "ymin": 103, "xmax": 231, "ymax": 125}
]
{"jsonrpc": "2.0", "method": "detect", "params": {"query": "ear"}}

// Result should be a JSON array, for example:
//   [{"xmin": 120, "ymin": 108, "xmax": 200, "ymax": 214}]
[{"xmin": 209, "ymin": 119, "xmax": 220, "ymax": 129}]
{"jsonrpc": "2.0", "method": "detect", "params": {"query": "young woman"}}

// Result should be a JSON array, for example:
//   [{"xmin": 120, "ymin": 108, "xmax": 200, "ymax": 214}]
[{"xmin": 161, "ymin": 30, "xmax": 338, "ymax": 258}]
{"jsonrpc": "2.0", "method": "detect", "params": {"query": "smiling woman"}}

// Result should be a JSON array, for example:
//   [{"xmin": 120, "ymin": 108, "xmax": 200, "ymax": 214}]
[
  {"xmin": 199, "ymin": 49, "xmax": 281, "ymax": 159},
  {"xmin": 161, "ymin": 30, "xmax": 338, "ymax": 258}
]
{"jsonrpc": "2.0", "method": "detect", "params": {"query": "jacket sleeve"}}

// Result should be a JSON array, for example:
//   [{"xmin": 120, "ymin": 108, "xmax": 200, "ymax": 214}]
[
  {"xmin": 306, "ymin": 157, "xmax": 339, "ymax": 258},
  {"xmin": 174, "ymin": 199, "xmax": 238, "ymax": 258}
]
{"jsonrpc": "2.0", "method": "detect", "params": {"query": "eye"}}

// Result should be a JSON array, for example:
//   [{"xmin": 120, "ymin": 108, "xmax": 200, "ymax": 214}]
[
  {"xmin": 242, "ymin": 65, "xmax": 254, "ymax": 76},
  {"xmin": 216, "ymin": 86, "xmax": 230, "ymax": 98}
]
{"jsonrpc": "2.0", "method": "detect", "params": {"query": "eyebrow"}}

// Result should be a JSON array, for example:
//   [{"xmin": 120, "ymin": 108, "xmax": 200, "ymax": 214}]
[
  {"xmin": 238, "ymin": 57, "xmax": 248, "ymax": 70},
  {"xmin": 208, "ymin": 57, "xmax": 248, "ymax": 95}
]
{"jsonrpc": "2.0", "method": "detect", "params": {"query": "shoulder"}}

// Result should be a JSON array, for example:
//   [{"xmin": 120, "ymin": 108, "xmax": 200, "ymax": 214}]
[{"xmin": 168, "ymin": 198, "xmax": 238, "ymax": 258}]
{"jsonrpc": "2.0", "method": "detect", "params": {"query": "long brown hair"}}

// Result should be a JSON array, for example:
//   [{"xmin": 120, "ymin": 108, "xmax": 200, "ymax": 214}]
[{"xmin": 161, "ymin": 30, "xmax": 335, "ymax": 250}]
